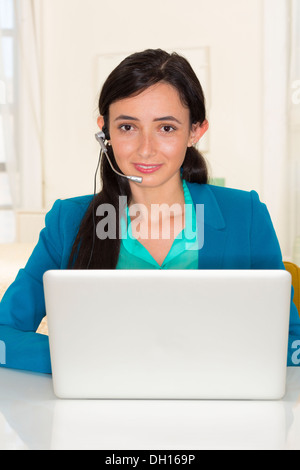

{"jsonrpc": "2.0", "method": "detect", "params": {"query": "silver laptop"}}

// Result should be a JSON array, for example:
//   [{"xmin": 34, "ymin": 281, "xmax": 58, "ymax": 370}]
[{"xmin": 43, "ymin": 270, "xmax": 291, "ymax": 400}]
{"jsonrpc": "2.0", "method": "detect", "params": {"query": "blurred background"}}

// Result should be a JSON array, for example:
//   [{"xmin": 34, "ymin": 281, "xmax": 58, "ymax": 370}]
[{"xmin": 0, "ymin": 0, "xmax": 299, "ymax": 262}]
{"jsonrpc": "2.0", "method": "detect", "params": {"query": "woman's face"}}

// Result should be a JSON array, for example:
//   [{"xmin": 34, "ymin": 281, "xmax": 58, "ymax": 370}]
[{"xmin": 98, "ymin": 82, "xmax": 208, "ymax": 189}]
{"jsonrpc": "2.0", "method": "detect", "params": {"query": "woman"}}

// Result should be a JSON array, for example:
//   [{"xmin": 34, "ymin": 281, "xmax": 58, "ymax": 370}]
[{"xmin": 0, "ymin": 49, "xmax": 299, "ymax": 373}]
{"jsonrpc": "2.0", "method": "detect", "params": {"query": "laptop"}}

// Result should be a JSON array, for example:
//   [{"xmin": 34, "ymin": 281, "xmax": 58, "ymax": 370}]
[{"xmin": 43, "ymin": 270, "xmax": 291, "ymax": 400}]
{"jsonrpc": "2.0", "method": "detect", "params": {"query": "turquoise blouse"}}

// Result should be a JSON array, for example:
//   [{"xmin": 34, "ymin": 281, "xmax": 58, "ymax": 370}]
[{"xmin": 116, "ymin": 180, "xmax": 198, "ymax": 269}]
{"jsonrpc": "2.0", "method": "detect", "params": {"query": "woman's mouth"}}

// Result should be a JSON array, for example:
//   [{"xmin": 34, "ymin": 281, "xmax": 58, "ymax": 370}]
[{"xmin": 133, "ymin": 164, "xmax": 163, "ymax": 174}]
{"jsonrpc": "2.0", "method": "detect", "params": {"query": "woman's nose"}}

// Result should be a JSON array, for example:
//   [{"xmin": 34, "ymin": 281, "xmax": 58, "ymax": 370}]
[{"xmin": 137, "ymin": 132, "xmax": 156, "ymax": 159}]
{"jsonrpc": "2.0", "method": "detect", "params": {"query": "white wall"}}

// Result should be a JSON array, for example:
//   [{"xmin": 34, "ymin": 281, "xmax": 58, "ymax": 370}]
[
  {"xmin": 41, "ymin": 0, "xmax": 263, "ymax": 207},
  {"xmin": 35, "ymin": 0, "xmax": 293, "ymax": 257}
]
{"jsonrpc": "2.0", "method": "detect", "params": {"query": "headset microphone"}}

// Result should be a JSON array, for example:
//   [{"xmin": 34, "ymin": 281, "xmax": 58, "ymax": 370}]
[{"xmin": 95, "ymin": 132, "xmax": 143, "ymax": 184}]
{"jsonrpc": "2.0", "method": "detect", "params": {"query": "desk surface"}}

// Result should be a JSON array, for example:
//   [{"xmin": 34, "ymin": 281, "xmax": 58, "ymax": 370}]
[{"xmin": 0, "ymin": 367, "xmax": 300, "ymax": 450}]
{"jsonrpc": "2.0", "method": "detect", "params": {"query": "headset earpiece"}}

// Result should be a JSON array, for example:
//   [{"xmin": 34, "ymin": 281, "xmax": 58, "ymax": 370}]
[
  {"xmin": 94, "ymin": 129, "xmax": 142, "ymax": 184},
  {"xmin": 102, "ymin": 126, "xmax": 110, "ymax": 141},
  {"xmin": 95, "ymin": 132, "xmax": 108, "ymax": 152}
]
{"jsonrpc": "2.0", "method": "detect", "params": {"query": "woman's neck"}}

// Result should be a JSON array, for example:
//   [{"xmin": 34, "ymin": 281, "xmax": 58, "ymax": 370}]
[
  {"xmin": 128, "ymin": 174, "xmax": 185, "ymax": 231},
  {"xmin": 130, "ymin": 174, "xmax": 184, "ymax": 207},
  {"xmin": 128, "ymin": 174, "xmax": 186, "ymax": 237},
  {"xmin": 129, "ymin": 174, "xmax": 185, "ymax": 212}
]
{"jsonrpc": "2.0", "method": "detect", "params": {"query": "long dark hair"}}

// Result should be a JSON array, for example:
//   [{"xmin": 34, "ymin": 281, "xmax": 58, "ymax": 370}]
[{"xmin": 68, "ymin": 49, "xmax": 209, "ymax": 269}]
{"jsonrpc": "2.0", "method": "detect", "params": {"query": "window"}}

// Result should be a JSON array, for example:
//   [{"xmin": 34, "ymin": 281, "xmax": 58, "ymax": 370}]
[
  {"xmin": 0, "ymin": 0, "xmax": 17, "ymax": 242},
  {"xmin": 289, "ymin": 0, "xmax": 300, "ymax": 264}
]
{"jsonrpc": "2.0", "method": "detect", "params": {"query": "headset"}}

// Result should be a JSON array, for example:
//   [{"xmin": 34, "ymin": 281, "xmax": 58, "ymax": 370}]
[
  {"xmin": 87, "ymin": 130, "xmax": 143, "ymax": 268},
  {"xmin": 94, "ymin": 131, "xmax": 143, "ymax": 183}
]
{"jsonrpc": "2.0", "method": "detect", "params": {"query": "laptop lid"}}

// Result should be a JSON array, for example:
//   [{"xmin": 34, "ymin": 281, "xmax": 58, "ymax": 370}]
[{"xmin": 43, "ymin": 270, "xmax": 291, "ymax": 400}]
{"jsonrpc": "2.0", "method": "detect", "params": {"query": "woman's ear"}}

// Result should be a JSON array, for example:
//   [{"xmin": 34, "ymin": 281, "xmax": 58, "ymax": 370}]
[
  {"xmin": 97, "ymin": 115, "xmax": 111, "ymax": 140},
  {"xmin": 97, "ymin": 116, "xmax": 105, "ymax": 131},
  {"xmin": 189, "ymin": 120, "xmax": 209, "ymax": 147}
]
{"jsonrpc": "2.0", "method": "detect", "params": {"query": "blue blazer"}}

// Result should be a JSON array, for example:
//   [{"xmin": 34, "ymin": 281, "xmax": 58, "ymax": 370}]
[{"xmin": 0, "ymin": 182, "xmax": 300, "ymax": 373}]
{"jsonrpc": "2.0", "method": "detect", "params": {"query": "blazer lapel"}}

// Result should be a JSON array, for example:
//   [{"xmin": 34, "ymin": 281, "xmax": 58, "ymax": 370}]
[{"xmin": 187, "ymin": 182, "xmax": 227, "ymax": 269}]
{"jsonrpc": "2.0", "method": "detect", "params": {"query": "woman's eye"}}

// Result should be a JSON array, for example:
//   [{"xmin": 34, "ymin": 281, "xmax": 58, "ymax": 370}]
[
  {"xmin": 161, "ymin": 125, "xmax": 176, "ymax": 133},
  {"xmin": 120, "ymin": 124, "xmax": 134, "ymax": 132}
]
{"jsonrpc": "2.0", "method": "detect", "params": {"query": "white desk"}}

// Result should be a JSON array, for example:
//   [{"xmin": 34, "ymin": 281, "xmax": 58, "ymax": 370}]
[{"xmin": 0, "ymin": 367, "xmax": 300, "ymax": 450}]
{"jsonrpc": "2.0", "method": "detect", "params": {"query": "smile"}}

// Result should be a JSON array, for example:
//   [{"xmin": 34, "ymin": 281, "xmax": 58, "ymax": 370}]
[{"xmin": 133, "ymin": 164, "xmax": 163, "ymax": 174}]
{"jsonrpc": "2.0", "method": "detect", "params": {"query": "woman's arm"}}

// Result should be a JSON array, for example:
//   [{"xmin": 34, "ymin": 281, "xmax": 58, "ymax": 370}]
[
  {"xmin": 0, "ymin": 200, "xmax": 63, "ymax": 374},
  {"xmin": 0, "ymin": 326, "xmax": 51, "ymax": 373}
]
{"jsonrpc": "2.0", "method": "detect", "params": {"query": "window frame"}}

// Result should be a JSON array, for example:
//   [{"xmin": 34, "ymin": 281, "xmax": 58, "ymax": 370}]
[{"xmin": 0, "ymin": 0, "xmax": 18, "ymax": 212}]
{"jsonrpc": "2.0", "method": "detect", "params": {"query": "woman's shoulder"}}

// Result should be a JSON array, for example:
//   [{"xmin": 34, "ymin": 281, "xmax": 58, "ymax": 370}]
[
  {"xmin": 59, "ymin": 194, "xmax": 94, "ymax": 209},
  {"xmin": 186, "ymin": 182, "xmax": 266, "ymax": 230},
  {"xmin": 186, "ymin": 181, "xmax": 260, "ymax": 207},
  {"xmin": 48, "ymin": 194, "xmax": 93, "ymax": 218},
  {"xmin": 44, "ymin": 194, "xmax": 94, "ymax": 236},
  {"xmin": 208, "ymin": 183, "xmax": 261, "ymax": 205}
]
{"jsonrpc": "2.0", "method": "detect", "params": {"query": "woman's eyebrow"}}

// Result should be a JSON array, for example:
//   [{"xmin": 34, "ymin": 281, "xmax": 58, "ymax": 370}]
[
  {"xmin": 114, "ymin": 115, "xmax": 139, "ymax": 121},
  {"xmin": 154, "ymin": 116, "xmax": 182, "ymax": 124},
  {"xmin": 114, "ymin": 115, "xmax": 182, "ymax": 124}
]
